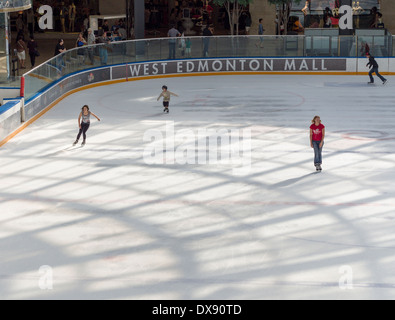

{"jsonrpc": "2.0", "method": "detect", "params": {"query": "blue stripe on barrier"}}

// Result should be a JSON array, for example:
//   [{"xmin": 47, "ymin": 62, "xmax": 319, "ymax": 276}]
[{"xmin": 0, "ymin": 100, "xmax": 20, "ymax": 116}]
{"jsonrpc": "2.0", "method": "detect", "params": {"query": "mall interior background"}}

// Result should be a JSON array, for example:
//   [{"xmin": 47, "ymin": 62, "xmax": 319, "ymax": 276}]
[{"xmin": 1, "ymin": 0, "xmax": 395, "ymax": 80}]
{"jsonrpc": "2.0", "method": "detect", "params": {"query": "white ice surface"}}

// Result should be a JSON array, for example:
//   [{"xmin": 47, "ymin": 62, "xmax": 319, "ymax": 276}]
[{"xmin": 1, "ymin": 75, "xmax": 395, "ymax": 299}]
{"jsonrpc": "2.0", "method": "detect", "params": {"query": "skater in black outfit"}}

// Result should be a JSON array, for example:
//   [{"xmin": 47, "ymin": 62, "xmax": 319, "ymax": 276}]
[
  {"xmin": 366, "ymin": 53, "xmax": 387, "ymax": 85},
  {"xmin": 73, "ymin": 105, "xmax": 100, "ymax": 146}
]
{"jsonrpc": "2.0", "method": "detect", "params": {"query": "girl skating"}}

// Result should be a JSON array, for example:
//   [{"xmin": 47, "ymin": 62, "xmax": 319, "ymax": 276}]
[
  {"xmin": 157, "ymin": 85, "xmax": 178, "ymax": 113},
  {"xmin": 310, "ymin": 115, "xmax": 325, "ymax": 172},
  {"xmin": 73, "ymin": 105, "xmax": 100, "ymax": 146}
]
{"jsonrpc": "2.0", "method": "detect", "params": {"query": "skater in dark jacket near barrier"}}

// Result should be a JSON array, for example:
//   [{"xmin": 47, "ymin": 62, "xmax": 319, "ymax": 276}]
[
  {"xmin": 73, "ymin": 105, "xmax": 100, "ymax": 146},
  {"xmin": 366, "ymin": 53, "xmax": 387, "ymax": 85},
  {"xmin": 310, "ymin": 115, "xmax": 325, "ymax": 172}
]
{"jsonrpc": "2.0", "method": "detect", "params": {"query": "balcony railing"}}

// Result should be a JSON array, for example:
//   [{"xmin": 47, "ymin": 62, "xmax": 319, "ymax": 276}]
[{"xmin": 22, "ymin": 34, "xmax": 395, "ymax": 101}]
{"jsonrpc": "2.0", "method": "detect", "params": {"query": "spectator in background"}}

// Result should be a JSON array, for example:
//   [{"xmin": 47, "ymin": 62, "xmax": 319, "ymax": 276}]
[
  {"xmin": 293, "ymin": 17, "xmax": 304, "ymax": 33},
  {"xmin": 168, "ymin": 24, "xmax": 181, "ymax": 59},
  {"xmin": 323, "ymin": 13, "xmax": 332, "ymax": 28},
  {"xmin": 27, "ymin": 8, "xmax": 35, "ymax": 36},
  {"xmin": 111, "ymin": 20, "xmax": 121, "ymax": 32},
  {"xmin": 83, "ymin": 15, "xmax": 89, "ymax": 32},
  {"xmin": 274, "ymin": 15, "xmax": 284, "ymax": 35},
  {"xmin": 323, "ymin": 7, "xmax": 333, "ymax": 28},
  {"xmin": 202, "ymin": 24, "xmax": 214, "ymax": 57},
  {"xmin": 102, "ymin": 20, "xmax": 109, "ymax": 33},
  {"xmin": 256, "ymin": 18, "xmax": 264, "ymax": 48},
  {"xmin": 118, "ymin": 25, "xmax": 127, "ymax": 40},
  {"xmin": 97, "ymin": 33, "xmax": 111, "ymax": 65},
  {"xmin": 27, "ymin": 35, "xmax": 38, "ymax": 68},
  {"xmin": 16, "ymin": 35, "xmax": 27, "ymax": 69},
  {"xmin": 16, "ymin": 14, "xmax": 24, "ymax": 38},
  {"xmin": 54, "ymin": 39, "xmax": 66, "ymax": 56},
  {"xmin": 86, "ymin": 28, "xmax": 96, "ymax": 65},
  {"xmin": 76, "ymin": 32, "xmax": 87, "ymax": 64},
  {"xmin": 369, "ymin": 7, "xmax": 382, "ymax": 28},
  {"xmin": 87, "ymin": 28, "xmax": 96, "ymax": 45},
  {"xmin": 185, "ymin": 37, "xmax": 192, "ymax": 58},
  {"xmin": 54, "ymin": 39, "xmax": 66, "ymax": 71}
]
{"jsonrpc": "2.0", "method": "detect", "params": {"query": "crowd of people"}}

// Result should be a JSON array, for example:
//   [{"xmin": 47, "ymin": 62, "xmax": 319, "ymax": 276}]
[
  {"xmin": 11, "ymin": 0, "xmax": 389, "ymax": 71},
  {"xmin": 296, "ymin": 2, "xmax": 384, "ymax": 31}
]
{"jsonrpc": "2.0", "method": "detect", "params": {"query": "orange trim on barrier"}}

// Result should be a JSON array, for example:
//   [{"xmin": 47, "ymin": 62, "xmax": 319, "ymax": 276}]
[
  {"xmin": 27, "ymin": 73, "xmax": 54, "ymax": 83},
  {"xmin": 0, "ymin": 70, "xmax": 393, "ymax": 147}
]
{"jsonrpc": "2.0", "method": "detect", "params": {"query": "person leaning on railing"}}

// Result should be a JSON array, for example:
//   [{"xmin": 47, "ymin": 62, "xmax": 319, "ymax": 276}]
[
  {"xmin": 54, "ymin": 39, "xmax": 66, "ymax": 71},
  {"xmin": 76, "ymin": 33, "xmax": 87, "ymax": 64}
]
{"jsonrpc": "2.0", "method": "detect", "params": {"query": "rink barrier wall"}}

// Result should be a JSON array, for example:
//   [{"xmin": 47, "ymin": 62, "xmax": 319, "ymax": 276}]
[
  {"xmin": 1, "ymin": 56, "xmax": 395, "ymax": 147},
  {"xmin": 0, "ymin": 99, "xmax": 22, "ymax": 144},
  {"xmin": 0, "ymin": 87, "xmax": 21, "ymax": 104}
]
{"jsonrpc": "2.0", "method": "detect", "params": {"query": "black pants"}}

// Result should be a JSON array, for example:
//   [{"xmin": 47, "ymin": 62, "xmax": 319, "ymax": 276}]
[
  {"xmin": 29, "ymin": 52, "xmax": 36, "ymax": 67},
  {"xmin": 76, "ymin": 122, "xmax": 90, "ymax": 141}
]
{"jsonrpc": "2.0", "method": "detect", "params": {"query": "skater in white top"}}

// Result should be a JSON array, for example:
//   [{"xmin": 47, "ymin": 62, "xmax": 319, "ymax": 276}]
[
  {"xmin": 157, "ymin": 85, "xmax": 178, "ymax": 113},
  {"xmin": 73, "ymin": 105, "xmax": 100, "ymax": 146}
]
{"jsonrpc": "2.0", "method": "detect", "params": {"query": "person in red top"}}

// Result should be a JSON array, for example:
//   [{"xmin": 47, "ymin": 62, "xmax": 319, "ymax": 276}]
[{"xmin": 310, "ymin": 115, "xmax": 325, "ymax": 171}]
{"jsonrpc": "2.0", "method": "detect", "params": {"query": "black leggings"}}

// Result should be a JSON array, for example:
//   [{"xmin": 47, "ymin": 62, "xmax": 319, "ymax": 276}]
[
  {"xmin": 76, "ymin": 122, "xmax": 90, "ymax": 141},
  {"xmin": 29, "ymin": 52, "xmax": 36, "ymax": 67}
]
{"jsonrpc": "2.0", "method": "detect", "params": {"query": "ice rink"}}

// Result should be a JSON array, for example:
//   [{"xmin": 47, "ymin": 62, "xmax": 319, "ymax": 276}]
[{"xmin": 1, "ymin": 74, "xmax": 395, "ymax": 300}]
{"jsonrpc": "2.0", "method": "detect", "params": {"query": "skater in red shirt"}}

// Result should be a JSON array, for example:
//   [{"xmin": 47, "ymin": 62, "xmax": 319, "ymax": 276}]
[{"xmin": 310, "ymin": 115, "xmax": 325, "ymax": 172}]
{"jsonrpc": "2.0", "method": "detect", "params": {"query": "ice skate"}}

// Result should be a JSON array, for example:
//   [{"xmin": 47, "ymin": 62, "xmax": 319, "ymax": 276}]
[
  {"xmin": 73, "ymin": 140, "xmax": 78, "ymax": 146},
  {"xmin": 82, "ymin": 140, "xmax": 86, "ymax": 146},
  {"xmin": 383, "ymin": 79, "xmax": 388, "ymax": 85}
]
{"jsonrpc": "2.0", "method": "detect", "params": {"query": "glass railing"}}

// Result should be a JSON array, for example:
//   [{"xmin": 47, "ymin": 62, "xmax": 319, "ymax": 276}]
[
  {"xmin": 22, "ymin": 35, "xmax": 393, "ymax": 102},
  {"xmin": 0, "ymin": 0, "xmax": 31, "ymax": 12}
]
